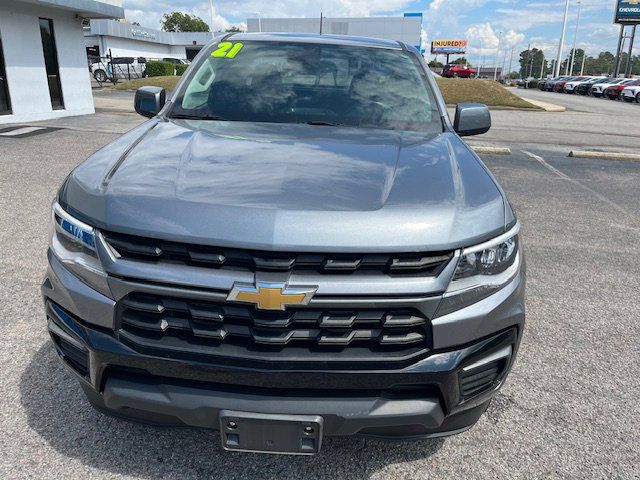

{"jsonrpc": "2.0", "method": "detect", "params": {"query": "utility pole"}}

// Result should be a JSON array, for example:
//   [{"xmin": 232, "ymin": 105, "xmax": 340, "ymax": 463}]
[
  {"xmin": 580, "ymin": 50, "xmax": 586, "ymax": 75},
  {"xmin": 319, "ymin": 11, "xmax": 323, "ymax": 34},
  {"xmin": 555, "ymin": 0, "xmax": 570, "ymax": 77},
  {"xmin": 569, "ymin": 0, "xmax": 582, "ymax": 76},
  {"xmin": 540, "ymin": 55, "xmax": 546, "ymax": 78},
  {"xmin": 494, "ymin": 31, "xmax": 502, "ymax": 81},
  {"xmin": 254, "ymin": 12, "xmax": 262, "ymax": 32}
]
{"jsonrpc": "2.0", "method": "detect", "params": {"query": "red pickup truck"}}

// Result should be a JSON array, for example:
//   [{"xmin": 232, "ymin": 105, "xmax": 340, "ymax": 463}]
[{"xmin": 442, "ymin": 64, "xmax": 477, "ymax": 78}]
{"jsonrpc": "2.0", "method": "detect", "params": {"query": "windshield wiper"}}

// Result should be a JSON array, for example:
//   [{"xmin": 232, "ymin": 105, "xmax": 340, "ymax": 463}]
[
  {"xmin": 303, "ymin": 120, "xmax": 345, "ymax": 127},
  {"xmin": 170, "ymin": 114, "xmax": 228, "ymax": 121}
]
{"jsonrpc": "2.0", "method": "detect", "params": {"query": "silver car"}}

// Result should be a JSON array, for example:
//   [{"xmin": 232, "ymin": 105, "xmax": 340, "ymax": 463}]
[{"xmin": 44, "ymin": 33, "xmax": 525, "ymax": 455}]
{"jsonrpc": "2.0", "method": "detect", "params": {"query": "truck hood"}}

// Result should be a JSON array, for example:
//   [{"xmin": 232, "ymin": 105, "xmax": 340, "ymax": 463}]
[{"xmin": 60, "ymin": 119, "xmax": 508, "ymax": 252}]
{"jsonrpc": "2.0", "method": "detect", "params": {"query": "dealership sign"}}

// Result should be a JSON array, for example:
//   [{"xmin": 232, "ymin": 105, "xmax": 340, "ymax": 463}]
[
  {"xmin": 431, "ymin": 40, "xmax": 468, "ymax": 55},
  {"xmin": 615, "ymin": 0, "xmax": 640, "ymax": 24}
]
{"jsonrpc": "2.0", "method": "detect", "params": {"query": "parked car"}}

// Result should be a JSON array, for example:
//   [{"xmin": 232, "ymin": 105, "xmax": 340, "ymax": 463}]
[
  {"xmin": 621, "ymin": 84, "xmax": 640, "ymax": 103},
  {"xmin": 43, "ymin": 33, "xmax": 524, "ymax": 454},
  {"xmin": 553, "ymin": 76, "xmax": 581, "ymax": 92},
  {"xmin": 442, "ymin": 64, "xmax": 477, "ymax": 78},
  {"xmin": 91, "ymin": 57, "xmax": 146, "ymax": 83},
  {"xmin": 575, "ymin": 77, "xmax": 609, "ymax": 95},
  {"xmin": 544, "ymin": 76, "xmax": 570, "ymax": 91},
  {"xmin": 162, "ymin": 57, "xmax": 189, "ymax": 65},
  {"xmin": 589, "ymin": 78, "xmax": 627, "ymax": 97},
  {"xmin": 605, "ymin": 79, "xmax": 640, "ymax": 100},
  {"xmin": 564, "ymin": 76, "xmax": 604, "ymax": 94}
]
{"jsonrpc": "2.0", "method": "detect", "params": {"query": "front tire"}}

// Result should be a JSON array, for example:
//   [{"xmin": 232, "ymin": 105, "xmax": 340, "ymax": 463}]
[
  {"xmin": 93, "ymin": 69, "xmax": 108, "ymax": 83},
  {"xmin": 636, "ymin": 93, "xmax": 640, "ymax": 103}
]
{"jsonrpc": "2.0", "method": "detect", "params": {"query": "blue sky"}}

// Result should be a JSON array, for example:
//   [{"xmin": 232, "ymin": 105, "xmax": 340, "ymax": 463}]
[{"xmin": 123, "ymin": 0, "xmax": 623, "ymax": 63}]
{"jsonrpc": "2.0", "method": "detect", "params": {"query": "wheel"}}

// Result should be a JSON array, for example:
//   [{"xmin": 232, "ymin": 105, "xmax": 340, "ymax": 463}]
[
  {"xmin": 636, "ymin": 93, "xmax": 640, "ymax": 103},
  {"xmin": 622, "ymin": 96, "xmax": 633, "ymax": 103},
  {"xmin": 453, "ymin": 73, "xmax": 459, "ymax": 78},
  {"xmin": 93, "ymin": 69, "xmax": 108, "ymax": 83},
  {"xmin": 469, "ymin": 73, "xmax": 476, "ymax": 79}
]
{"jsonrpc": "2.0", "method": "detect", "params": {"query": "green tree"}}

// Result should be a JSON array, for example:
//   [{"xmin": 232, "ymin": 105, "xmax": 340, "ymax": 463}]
[
  {"xmin": 450, "ymin": 57, "xmax": 469, "ymax": 65},
  {"xmin": 519, "ymin": 48, "xmax": 545, "ymax": 78},
  {"xmin": 225, "ymin": 26, "xmax": 243, "ymax": 33},
  {"xmin": 428, "ymin": 60, "xmax": 444, "ymax": 68},
  {"xmin": 583, "ymin": 51, "xmax": 616, "ymax": 75},
  {"xmin": 161, "ymin": 12, "xmax": 210, "ymax": 32},
  {"xmin": 559, "ymin": 49, "xmax": 585, "ymax": 75}
]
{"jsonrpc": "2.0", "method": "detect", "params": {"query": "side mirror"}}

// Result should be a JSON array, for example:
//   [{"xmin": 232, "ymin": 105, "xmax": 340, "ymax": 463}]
[
  {"xmin": 134, "ymin": 86, "xmax": 166, "ymax": 118},
  {"xmin": 454, "ymin": 103, "xmax": 491, "ymax": 136}
]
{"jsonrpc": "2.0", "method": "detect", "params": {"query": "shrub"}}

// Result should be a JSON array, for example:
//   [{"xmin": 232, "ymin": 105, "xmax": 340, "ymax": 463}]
[
  {"xmin": 527, "ymin": 80, "xmax": 540, "ymax": 89},
  {"xmin": 144, "ymin": 61, "xmax": 175, "ymax": 77},
  {"xmin": 175, "ymin": 64, "xmax": 189, "ymax": 76}
]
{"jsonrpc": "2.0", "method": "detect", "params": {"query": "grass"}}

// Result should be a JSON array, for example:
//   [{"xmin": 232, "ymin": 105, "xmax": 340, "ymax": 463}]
[
  {"xmin": 112, "ymin": 76, "xmax": 181, "ymax": 92},
  {"xmin": 112, "ymin": 76, "xmax": 539, "ymax": 110},
  {"xmin": 436, "ymin": 78, "xmax": 540, "ymax": 109}
]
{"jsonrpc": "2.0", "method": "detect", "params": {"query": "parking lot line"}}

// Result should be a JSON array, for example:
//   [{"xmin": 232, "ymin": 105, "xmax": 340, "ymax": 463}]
[
  {"xmin": 0, "ymin": 126, "xmax": 47, "ymax": 137},
  {"xmin": 522, "ymin": 150, "xmax": 632, "ymax": 218},
  {"xmin": 521, "ymin": 150, "xmax": 570, "ymax": 180}
]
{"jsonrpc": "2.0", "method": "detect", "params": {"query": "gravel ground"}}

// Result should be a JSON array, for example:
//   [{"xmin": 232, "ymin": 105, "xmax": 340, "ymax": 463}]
[{"xmin": 1, "ymin": 106, "xmax": 639, "ymax": 479}]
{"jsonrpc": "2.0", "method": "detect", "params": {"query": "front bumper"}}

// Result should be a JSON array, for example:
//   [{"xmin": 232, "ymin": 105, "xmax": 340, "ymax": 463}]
[{"xmin": 42, "ymin": 251, "xmax": 525, "ymax": 440}]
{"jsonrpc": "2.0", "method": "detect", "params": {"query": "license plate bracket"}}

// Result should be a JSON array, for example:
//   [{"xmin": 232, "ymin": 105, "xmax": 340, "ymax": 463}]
[{"xmin": 219, "ymin": 410, "xmax": 323, "ymax": 455}]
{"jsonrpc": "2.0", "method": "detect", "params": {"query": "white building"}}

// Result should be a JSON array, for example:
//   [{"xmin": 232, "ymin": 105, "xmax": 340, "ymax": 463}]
[
  {"xmin": 84, "ymin": 20, "xmax": 214, "ymax": 62},
  {"xmin": 0, "ymin": 0, "xmax": 124, "ymax": 124},
  {"xmin": 247, "ymin": 14, "xmax": 424, "ymax": 52}
]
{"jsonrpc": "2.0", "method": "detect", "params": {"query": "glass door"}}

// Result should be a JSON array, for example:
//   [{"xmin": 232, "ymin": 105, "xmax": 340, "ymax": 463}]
[
  {"xmin": 0, "ymin": 32, "xmax": 11, "ymax": 115},
  {"xmin": 39, "ymin": 18, "xmax": 64, "ymax": 110}
]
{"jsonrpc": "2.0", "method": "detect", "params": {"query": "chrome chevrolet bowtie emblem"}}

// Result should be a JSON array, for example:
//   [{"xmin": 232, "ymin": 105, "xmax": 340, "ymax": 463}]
[{"xmin": 227, "ymin": 282, "xmax": 317, "ymax": 311}]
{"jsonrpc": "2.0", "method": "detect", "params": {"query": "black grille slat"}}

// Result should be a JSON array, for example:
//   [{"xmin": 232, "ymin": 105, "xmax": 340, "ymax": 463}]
[
  {"xmin": 117, "ymin": 293, "xmax": 432, "ymax": 364},
  {"xmin": 103, "ymin": 231, "xmax": 453, "ymax": 276}
]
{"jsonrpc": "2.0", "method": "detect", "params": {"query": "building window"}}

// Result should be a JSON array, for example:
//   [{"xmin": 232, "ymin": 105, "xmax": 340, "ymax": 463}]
[
  {"xmin": 0, "ymin": 32, "xmax": 11, "ymax": 115},
  {"xmin": 39, "ymin": 18, "xmax": 64, "ymax": 110}
]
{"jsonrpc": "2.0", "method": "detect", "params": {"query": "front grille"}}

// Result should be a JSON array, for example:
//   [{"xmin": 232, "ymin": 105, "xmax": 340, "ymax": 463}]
[
  {"xmin": 103, "ymin": 231, "xmax": 453, "ymax": 276},
  {"xmin": 116, "ymin": 292, "xmax": 432, "ymax": 367}
]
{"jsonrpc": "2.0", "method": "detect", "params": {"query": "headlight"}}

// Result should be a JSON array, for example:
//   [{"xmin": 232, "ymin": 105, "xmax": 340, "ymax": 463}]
[
  {"xmin": 436, "ymin": 224, "xmax": 521, "ymax": 317},
  {"xmin": 50, "ymin": 203, "xmax": 112, "ymax": 297}
]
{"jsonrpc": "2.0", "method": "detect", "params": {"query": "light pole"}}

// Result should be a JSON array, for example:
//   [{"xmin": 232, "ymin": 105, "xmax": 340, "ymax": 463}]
[
  {"xmin": 494, "ymin": 31, "xmax": 503, "ymax": 81},
  {"xmin": 508, "ymin": 45, "xmax": 515, "ymax": 79},
  {"xmin": 555, "ymin": 0, "xmax": 570, "ymax": 77},
  {"xmin": 569, "ymin": 0, "xmax": 581, "ymax": 75},
  {"xmin": 209, "ymin": 0, "xmax": 216, "ymax": 38},
  {"xmin": 254, "ymin": 12, "xmax": 262, "ymax": 32}
]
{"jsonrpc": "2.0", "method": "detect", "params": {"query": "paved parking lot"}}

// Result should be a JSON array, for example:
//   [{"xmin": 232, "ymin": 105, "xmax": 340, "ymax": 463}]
[
  {"xmin": 479, "ymin": 87, "xmax": 640, "ymax": 154},
  {"xmin": 1, "ymin": 93, "xmax": 639, "ymax": 479}
]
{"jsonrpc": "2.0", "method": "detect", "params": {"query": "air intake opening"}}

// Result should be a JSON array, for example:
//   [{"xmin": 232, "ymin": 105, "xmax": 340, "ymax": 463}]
[
  {"xmin": 459, "ymin": 345, "xmax": 511, "ymax": 400},
  {"xmin": 51, "ymin": 333, "xmax": 89, "ymax": 378}
]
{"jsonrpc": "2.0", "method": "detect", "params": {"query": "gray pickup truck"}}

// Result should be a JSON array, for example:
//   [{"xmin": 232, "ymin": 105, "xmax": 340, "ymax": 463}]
[{"xmin": 43, "ymin": 33, "xmax": 525, "ymax": 455}]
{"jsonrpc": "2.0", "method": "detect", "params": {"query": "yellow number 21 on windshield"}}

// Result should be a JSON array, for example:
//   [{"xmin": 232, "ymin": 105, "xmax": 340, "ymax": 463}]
[{"xmin": 212, "ymin": 42, "xmax": 244, "ymax": 59}]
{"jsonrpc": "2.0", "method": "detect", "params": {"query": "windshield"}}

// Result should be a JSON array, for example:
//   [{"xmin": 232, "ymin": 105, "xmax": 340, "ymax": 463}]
[{"xmin": 170, "ymin": 40, "xmax": 442, "ymax": 133}]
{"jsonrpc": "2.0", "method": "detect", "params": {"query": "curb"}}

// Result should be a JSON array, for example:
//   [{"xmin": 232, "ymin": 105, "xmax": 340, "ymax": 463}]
[
  {"xmin": 569, "ymin": 150, "xmax": 640, "ymax": 162},
  {"xmin": 446, "ymin": 104, "xmax": 541, "ymax": 112},
  {"xmin": 471, "ymin": 146, "xmax": 512, "ymax": 155},
  {"xmin": 520, "ymin": 99, "xmax": 566, "ymax": 112}
]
